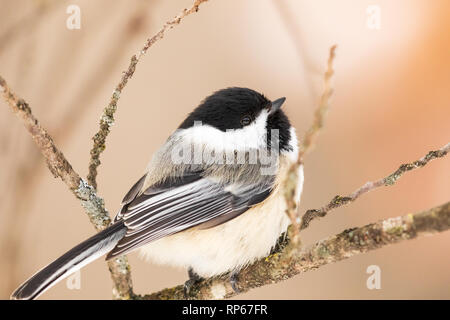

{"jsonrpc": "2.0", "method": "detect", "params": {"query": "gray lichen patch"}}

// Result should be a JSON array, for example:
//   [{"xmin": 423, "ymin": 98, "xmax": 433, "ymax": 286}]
[
  {"xmin": 100, "ymin": 113, "xmax": 115, "ymax": 128},
  {"xmin": 75, "ymin": 178, "xmax": 111, "ymax": 229},
  {"xmin": 382, "ymin": 216, "xmax": 408, "ymax": 236}
]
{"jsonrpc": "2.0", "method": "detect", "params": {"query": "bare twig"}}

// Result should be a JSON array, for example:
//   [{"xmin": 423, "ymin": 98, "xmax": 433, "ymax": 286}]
[
  {"xmin": 298, "ymin": 45, "xmax": 336, "ymax": 163},
  {"xmin": 2, "ymin": 1, "xmax": 448, "ymax": 301},
  {"xmin": 0, "ymin": 75, "xmax": 110, "ymax": 228},
  {"xmin": 133, "ymin": 42, "xmax": 448, "ymax": 299},
  {"xmin": 284, "ymin": 45, "xmax": 337, "ymax": 241},
  {"xmin": 2, "ymin": 0, "xmax": 211, "ymax": 300},
  {"xmin": 0, "ymin": 75, "xmax": 134, "ymax": 299},
  {"xmin": 143, "ymin": 201, "xmax": 450, "ymax": 299},
  {"xmin": 1, "ymin": 6, "xmax": 154, "ymax": 296},
  {"xmin": 85, "ymin": 0, "xmax": 210, "ymax": 299},
  {"xmin": 87, "ymin": 0, "xmax": 210, "ymax": 189},
  {"xmin": 300, "ymin": 142, "xmax": 450, "ymax": 230}
]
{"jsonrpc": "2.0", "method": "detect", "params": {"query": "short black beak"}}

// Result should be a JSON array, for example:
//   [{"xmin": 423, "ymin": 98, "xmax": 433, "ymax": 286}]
[{"xmin": 269, "ymin": 97, "xmax": 286, "ymax": 114}]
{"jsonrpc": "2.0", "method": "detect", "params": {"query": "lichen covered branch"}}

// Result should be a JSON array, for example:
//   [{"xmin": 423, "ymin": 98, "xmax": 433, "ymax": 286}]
[
  {"xmin": 85, "ymin": 0, "xmax": 211, "ymax": 299},
  {"xmin": 2, "ymin": 0, "xmax": 448, "ymax": 300},
  {"xmin": 0, "ymin": 75, "xmax": 132, "ymax": 299},
  {"xmin": 298, "ymin": 45, "xmax": 337, "ymax": 163},
  {"xmin": 87, "ymin": 0, "xmax": 210, "ymax": 189},
  {"xmin": 143, "ymin": 201, "xmax": 450, "ymax": 300},
  {"xmin": 300, "ymin": 142, "xmax": 450, "ymax": 230},
  {"xmin": 0, "ymin": 75, "xmax": 110, "ymax": 228},
  {"xmin": 284, "ymin": 45, "xmax": 337, "ymax": 239}
]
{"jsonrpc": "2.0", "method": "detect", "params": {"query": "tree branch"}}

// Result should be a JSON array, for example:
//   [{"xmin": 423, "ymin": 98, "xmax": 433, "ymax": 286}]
[
  {"xmin": 297, "ymin": 45, "xmax": 336, "ymax": 163},
  {"xmin": 0, "ymin": 76, "xmax": 110, "ymax": 229},
  {"xmin": 2, "ymin": 1, "xmax": 448, "ymax": 301},
  {"xmin": 85, "ymin": 0, "xmax": 210, "ymax": 299},
  {"xmin": 87, "ymin": 0, "xmax": 210, "ymax": 189},
  {"xmin": 142, "ymin": 201, "xmax": 450, "ymax": 300},
  {"xmin": 0, "ymin": 75, "xmax": 136, "ymax": 298},
  {"xmin": 2, "ymin": 0, "xmax": 211, "ymax": 301},
  {"xmin": 300, "ymin": 142, "xmax": 450, "ymax": 230},
  {"xmin": 132, "ymin": 43, "xmax": 449, "ymax": 300},
  {"xmin": 284, "ymin": 45, "xmax": 337, "ymax": 241}
]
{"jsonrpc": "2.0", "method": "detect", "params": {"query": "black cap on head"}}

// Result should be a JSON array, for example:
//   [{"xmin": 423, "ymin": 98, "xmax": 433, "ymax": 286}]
[
  {"xmin": 179, "ymin": 87, "xmax": 292, "ymax": 151},
  {"xmin": 179, "ymin": 87, "xmax": 271, "ymax": 131}
]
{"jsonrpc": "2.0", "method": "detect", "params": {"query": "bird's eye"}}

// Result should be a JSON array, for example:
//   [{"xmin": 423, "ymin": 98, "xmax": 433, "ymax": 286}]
[{"xmin": 240, "ymin": 115, "xmax": 252, "ymax": 126}]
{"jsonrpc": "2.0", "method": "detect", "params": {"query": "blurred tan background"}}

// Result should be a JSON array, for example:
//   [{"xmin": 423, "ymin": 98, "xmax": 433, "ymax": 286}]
[{"xmin": 0, "ymin": 0, "xmax": 449, "ymax": 300}]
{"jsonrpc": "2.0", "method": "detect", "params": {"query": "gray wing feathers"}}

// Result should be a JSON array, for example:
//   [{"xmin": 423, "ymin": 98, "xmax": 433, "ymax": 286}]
[
  {"xmin": 107, "ymin": 176, "xmax": 274, "ymax": 259},
  {"xmin": 121, "ymin": 174, "xmax": 147, "ymax": 204}
]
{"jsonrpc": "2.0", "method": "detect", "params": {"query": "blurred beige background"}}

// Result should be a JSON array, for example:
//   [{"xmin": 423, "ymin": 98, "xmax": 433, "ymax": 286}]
[{"xmin": 0, "ymin": 0, "xmax": 449, "ymax": 300}]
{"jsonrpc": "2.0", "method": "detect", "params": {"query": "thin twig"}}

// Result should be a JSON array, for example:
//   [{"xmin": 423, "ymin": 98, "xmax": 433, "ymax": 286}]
[
  {"xmin": 85, "ymin": 0, "xmax": 210, "ymax": 299},
  {"xmin": 284, "ymin": 45, "xmax": 337, "ymax": 241},
  {"xmin": 142, "ymin": 201, "xmax": 450, "ymax": 299},
  {"xmin": 0, "ymin": 75, "xmax": 102, "ymax": 219},
  {"xmin": 87, "ymin": 0, "xmax": 210, "ymax": 189},
  {"xmin": 2, "ymin": 0, "xmax": 448, "ymax": 301},
  {"xmin": 1, "ymin": 5, "xmax": 154, "ymax": 296},
  {"xmin": 298, "ymin": 45, "xmax": 336, "ymax": 163},
  {"xmin": 0, "ymin": 75, "xmax": 135, "ymax": 298},
  {"xmin": 300, "ymin": 142, "xmax": 450, "ymax": 230}
]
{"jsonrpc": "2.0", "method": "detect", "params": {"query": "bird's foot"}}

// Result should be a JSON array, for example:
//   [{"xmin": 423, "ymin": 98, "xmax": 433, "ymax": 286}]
[
  {"xmin": 229, "ymin": 270, "xmax": 240, "ymax": 294},
  {"xmin": 183, "ymin": 267, "xmax": 202, "ymax": 299}
]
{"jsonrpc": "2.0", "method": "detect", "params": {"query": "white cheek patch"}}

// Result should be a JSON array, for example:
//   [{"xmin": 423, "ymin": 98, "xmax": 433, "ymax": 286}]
[{"xmin": 175, "ymin": 110, "xmax": 269, "ymax": 153}]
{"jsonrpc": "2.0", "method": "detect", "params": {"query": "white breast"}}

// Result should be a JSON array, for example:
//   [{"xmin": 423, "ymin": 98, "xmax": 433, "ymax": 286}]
[{"xmin": 139, "ymin": 155, "xmax": 304, "ymax": 278}]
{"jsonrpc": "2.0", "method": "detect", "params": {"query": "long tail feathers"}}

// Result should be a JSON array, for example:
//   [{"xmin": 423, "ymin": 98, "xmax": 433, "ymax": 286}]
[{"xmin": 11, "ymin": 222, "xmax": 127, "ymax": 300}]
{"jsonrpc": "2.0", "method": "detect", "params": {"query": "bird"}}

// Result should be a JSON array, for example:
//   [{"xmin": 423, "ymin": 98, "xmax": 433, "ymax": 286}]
[{"xmin": 11, "ymin": 87, "xmax": 304, "ymax": 300}]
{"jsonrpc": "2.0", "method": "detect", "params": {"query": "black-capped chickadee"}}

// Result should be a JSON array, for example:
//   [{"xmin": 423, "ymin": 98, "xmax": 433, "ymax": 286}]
[{"xmin": 12, "ymin": 87, "xmax": 304, "ymax": 300}]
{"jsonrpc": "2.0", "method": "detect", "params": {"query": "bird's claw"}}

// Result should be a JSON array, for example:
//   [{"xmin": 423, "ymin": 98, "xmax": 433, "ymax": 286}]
[
  {"xmin": 230, "ymin": 271, "xmax": 240, "ymax": 294},
  {"xmin": 184, "ymin": 267, "xmax": 202, "ymax": 299},
  {"xmin": 183, "ymin": 279, "xmax": 197, "ymax": 299}
]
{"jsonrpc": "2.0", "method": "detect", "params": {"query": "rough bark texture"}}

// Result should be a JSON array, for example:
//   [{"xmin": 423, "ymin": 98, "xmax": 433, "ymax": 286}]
[
  {"xmin": 2, "ymin": 0, "xmax": 211, "ymax": 300},
  {"xmin": 0, "ymin": 75, "xmax": 110, "ymax": 228},
  {"xmin": 0, "ymin": 75, "xmax": 133, "ymax": 297},
  {"xmin": 85, "ymin": 0, "xmax": 210, "ymax": 299},
  {"xmin": 284, "ymin": 45, "xmax": 336, "ymax": 242},
  {"xmin": 1, "ymin": 1, "xmax": 448, "ymax": 301},
  {"xmin": 87, "ymin": 0, "xmax": 210, "ymax": 189},
  {"xmin": 142, "ymin": 201, "xmax": 450, "ymax": 300},
  {"xmin": 300, "ymin": 142, "xmax": 450, "ymax": 230}
]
